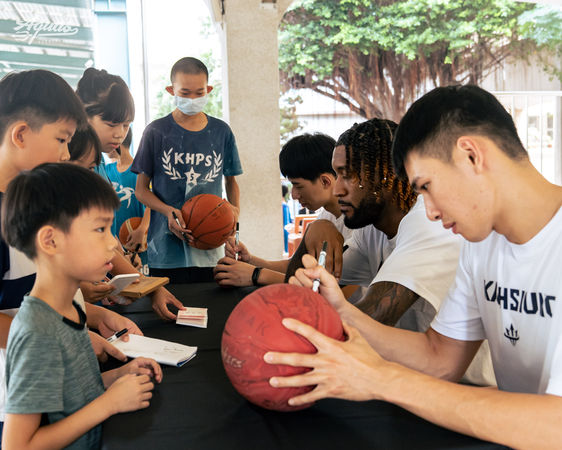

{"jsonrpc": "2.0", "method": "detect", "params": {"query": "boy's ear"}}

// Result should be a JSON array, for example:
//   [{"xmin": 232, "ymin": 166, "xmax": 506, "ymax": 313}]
[
  {"xmin": 318, "ymin": 173, "xmax": 333, "ymax": 189},
  {"xmin": 165, "ymin": 85, "xmax": 175, "ymax": 96},
  {"xmin": 456, "ymin": 136, "xmax": 486, "ymax": 174},
  {"xmin": 206, "ymin": 85, "xmax": 213, "ymax": 94},
  {"xmin": 10, "ymin": 122, "xmax": 31, "ymax": 150},
  {"xmin": 36, "ymin": 225, "xmax": 60, "ymax": 256}
]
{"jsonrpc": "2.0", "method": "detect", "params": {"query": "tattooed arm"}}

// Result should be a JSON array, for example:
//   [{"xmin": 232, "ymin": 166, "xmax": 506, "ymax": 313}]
[{"xmin": 354, "ymin": 281, "xmax": 420, "ymax": 326}]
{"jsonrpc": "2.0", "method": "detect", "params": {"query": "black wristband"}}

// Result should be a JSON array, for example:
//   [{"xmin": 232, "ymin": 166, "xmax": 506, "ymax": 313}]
[{"xmin": 252, "ymin": 267, "xmax": 263, "ymax": 286}]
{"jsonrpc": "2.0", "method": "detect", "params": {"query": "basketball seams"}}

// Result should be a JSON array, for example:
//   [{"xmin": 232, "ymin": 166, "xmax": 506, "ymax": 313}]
[
  {"xmin": 181, "ymin": 194, "xmax": 235, "ymax": 249},
  {"xmin": 189, "ymin": 199, "xmax": 227, "ymax": 235},
  {"xmin": 183, "ymin": 194, "xmax": 205, "ymax": 230}
]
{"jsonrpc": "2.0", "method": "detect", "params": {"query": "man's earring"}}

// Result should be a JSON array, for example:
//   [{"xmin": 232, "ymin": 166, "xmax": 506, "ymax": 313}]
[{"xmin": 359, "ymin": 184, "xmax": 364, "ymax": 189}]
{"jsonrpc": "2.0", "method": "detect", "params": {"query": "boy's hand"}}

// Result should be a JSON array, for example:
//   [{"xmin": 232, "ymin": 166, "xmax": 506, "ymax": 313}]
[
  {"xmin": 89, "ymin": 331, "xmax": 127, "ymax": 363},
  {"xmin": 118, "ymin": 357, "xmax": 163, "ymax": 383},
  {"xmin": 224, "ymin": 236, "xmax": 250, "ymax": 262},
  {"xmin": 228, "ymin": 203, "xmax": 240, "ymax": 223},
  {"xmin": 150, "ymin": 287, "xmax": 185, "ymax": 321},
  {"xmin": 214, "ymin": 257, "xmax": 254, "ymax": 287},
  {"xmin": 125, "ymin": 225, "xmax": 147, "ymax": 251},
  {"xmin": 80, "ymin": 280, "xmax": 115, "ymax": 303},
  {"xmin": 96, "ymin": 309, "xmax": 143, "ymax": 340},
  {"xmin": 104, "ymin": 374, "xmax": 155, "ymax": 414},
  {"xmin": 167, "ymin": 208, "xmax": 194, "ymax": 245}
]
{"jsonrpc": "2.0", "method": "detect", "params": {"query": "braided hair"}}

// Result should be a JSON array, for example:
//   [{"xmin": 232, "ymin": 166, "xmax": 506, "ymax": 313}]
[{"xmin": 336, "ymin": 118, "xmax": 417, "ymax": 213}]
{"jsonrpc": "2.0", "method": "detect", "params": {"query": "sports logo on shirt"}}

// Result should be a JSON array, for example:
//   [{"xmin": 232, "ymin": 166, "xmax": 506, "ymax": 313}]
[
  {"xmin": 162, "ymin": 148, "xmax": 222, "ymax": 186},
  {"xmin": 112, "ymin": 182, "xmax": 135, "ymax": 208},
  {"xmin": 504, "ymin": 323, "xmax": 519, "ymax": 346}
]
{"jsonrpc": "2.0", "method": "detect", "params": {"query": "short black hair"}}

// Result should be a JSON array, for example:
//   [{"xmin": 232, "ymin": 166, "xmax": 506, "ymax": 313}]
[
  {"xmin": 336, "ymin": 118, "xmax": 418, "ymax": 213},
  {"xmin": 68, "ymin": 123, "xmax": 102, "ymax": 167},
  {"xmin": 0, "ymin": 70, "xmax": 87, "ymax": 144},
  {"xmin": 76, "ymin": 68, "xmax": 135, "ymax": 124},
  {"xmin": 279, "ymin": 133, "xmax": 336, "ymax": 181},
  {"xmin": 170, "ymin": 57, "xmax": 208, "ymax": 83},
  {"xmin": 392, "ymin": 85, "xmax": 527, "ymax": 179},
  {"xmin": 1, "ymin": 163, "xmax": 119, "ymax": 259}
]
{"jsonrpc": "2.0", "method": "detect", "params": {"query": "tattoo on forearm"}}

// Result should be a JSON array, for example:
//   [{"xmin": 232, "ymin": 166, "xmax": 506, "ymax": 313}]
[{"xmin": 356, "ymin": 282, "xmax": 420, "ymax": 326}]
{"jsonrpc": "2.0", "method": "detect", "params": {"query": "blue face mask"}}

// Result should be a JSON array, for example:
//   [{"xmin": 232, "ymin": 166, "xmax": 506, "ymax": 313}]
[{"xmin": 175, "ymin": 95, "xmax": 209, "ymax": 115}]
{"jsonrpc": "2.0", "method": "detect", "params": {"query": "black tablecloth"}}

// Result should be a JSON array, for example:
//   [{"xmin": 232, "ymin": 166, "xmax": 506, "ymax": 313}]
[{"xmin": 102, "ymin": 283, "xmax": 506, "ymax": 450}]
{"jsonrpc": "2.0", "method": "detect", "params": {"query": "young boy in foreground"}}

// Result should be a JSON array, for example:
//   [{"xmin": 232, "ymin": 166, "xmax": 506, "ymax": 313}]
[
  {"xmin": 1, "ymin": 163, "xmax": 162, "ymax": 449},
  {"xmin": 266, "ymin": 85, "xmax": 562, "ymax": 447}
]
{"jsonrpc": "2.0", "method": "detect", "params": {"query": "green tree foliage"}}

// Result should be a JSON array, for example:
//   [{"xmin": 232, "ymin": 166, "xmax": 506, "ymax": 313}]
[
  {"xmin": 279, "ymin": 0, "xmax": 562, "ymax": 122},
  {"xmin": 280, "ymin": 93, "xmax": 303, "ymax": 144}
]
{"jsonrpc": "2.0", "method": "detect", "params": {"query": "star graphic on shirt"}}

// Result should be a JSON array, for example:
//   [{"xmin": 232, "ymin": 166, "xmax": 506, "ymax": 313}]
[{"xmin": 185, "ymin": 167, "xmax": 201, "ymax": 186}]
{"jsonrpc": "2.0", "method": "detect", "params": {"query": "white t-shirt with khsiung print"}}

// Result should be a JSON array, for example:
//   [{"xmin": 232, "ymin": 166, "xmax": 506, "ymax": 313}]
[{"xmin": 432, "ymin": 207, "xmax": 562, "ymax": 394}]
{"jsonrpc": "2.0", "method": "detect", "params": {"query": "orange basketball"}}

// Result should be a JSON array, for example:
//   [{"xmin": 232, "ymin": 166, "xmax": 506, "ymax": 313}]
[
  {"xmin": 118, "ymin": 217, "xmax": 148, "ymax": 252},
  {"xmin": 181, "ymin": 194, "xmax": 236, "ymax": 250}
]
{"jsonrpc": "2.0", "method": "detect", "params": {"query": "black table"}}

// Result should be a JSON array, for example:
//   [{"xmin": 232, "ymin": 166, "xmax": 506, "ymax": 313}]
[{"xmin": 102, "ymin": 283, "xmax": 507, "ymax": 450}]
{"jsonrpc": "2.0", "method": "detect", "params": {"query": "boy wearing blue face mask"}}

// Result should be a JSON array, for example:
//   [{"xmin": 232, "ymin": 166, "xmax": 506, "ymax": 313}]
[{"xmin": 132, "ymin": 57, "xmax": 243, "ymax": 283}]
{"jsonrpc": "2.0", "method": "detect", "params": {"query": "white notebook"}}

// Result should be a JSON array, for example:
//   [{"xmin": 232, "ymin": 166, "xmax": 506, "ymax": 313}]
[{"xmin": 111, "ymin": 334, "xmax": 197, "ymax": 367}]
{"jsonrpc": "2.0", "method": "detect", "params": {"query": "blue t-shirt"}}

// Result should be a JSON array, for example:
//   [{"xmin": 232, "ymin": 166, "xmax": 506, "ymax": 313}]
[
  {"xmin": 105, "ymin": 162, "xmax": 148, "ymax": 267},
  {"xmin": 6, "ymin": 296, "xmax": 104, "ymax": 449},
  {"xmin": 131, "ymin": 114, "xmax": 243, "ymax": 269},
  {"xmin": 94, "ymin": 158, "xmax": 110, "ymax": 183}
]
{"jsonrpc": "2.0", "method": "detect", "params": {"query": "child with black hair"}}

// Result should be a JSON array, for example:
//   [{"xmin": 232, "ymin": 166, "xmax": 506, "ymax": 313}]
[
  {"xmin": 106, "ymin": 128, "xmax": 150, "ymax": 274},
  {"xmin": 0, "ymin": 69, "xmax": 142, "ymax": 440},
  {"xmin": 76, "ymin": 68, "xmax": 184, "ymax": 320},
  {"xmin": 68, "ymin": 123, "xmax": 102, "ymax": 170},
  {"xmin": 1, "ymin": 163, "xmax": 162, "ymax": 449},
  {"xmin": 132, "ymin": 57, "xmax": 243, "ymax": 284}
]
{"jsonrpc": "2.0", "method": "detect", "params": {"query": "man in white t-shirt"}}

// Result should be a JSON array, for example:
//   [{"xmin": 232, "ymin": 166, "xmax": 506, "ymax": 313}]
[
  {"xmin": 265, "ymin": 85, "xmax": 562, "ymax": 448},
  {"xmin": 214, "ymin": 133, "xmax": 351, "ymax": 286}
]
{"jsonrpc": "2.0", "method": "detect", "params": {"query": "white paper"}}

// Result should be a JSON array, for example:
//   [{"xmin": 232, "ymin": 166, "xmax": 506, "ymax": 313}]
[{"xmin": 111, "ymin": 334, "xmax": 197, "ymax": 367}]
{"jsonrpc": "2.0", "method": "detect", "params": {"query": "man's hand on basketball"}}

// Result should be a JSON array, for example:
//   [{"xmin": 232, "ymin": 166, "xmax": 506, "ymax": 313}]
[
  {"xmin": 289, "ymin": 254, "xmax": 348, "ymax": 314},
  {"xmin": 264, "ymin": 320, "xmax": 385, "ymax": 406},
  {"xmin": 303, "ymin": 220, "xmax": 344, "ymax": 279},
  {"xmin": 214, "ymin": 257, "xmax": 254, "ymax": 287},
  {"xmin": 225, "ymin": 236, "xmax": 251, "ymax": 262},
  {"xmin": 167, "ymin": 207, "xmax": 194, "ymax": 245}
]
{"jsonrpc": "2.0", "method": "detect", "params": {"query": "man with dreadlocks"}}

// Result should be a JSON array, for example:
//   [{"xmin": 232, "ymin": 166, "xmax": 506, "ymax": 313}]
[
  {"xmin": 338, "ymin": 118, "xmax": 458, "ymax": 331},
  {"xmin": 304, "ymin": 120, "xmax": 454, "ymax": 328}
]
